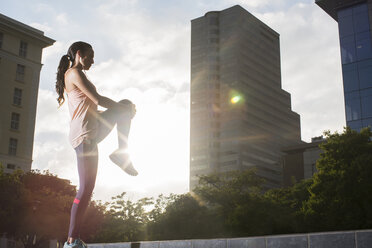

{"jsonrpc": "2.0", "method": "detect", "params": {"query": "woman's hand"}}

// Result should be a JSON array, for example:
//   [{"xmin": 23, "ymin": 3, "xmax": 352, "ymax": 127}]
[{"xmin": 118, "ymin": 101, "xmax": 136, "ymax": 118}]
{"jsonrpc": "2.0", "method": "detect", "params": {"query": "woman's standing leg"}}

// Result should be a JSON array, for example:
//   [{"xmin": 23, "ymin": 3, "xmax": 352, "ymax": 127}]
[{"xmin": 67, "ymin": 141, "xmax": 98, "ymax": 244}]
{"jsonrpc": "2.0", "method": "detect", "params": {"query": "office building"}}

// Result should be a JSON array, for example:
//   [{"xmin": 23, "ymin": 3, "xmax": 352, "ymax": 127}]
[
  {"xmin": 281, "ymin": 136, "xmax": 324, "ymax": 187},
  {"xmin": 190, "ymin": 5, "xmax": 302, "ymax": 189},
  {"xmin": 0, "ymin": 13, "xmax": 54, "ymax": 173},
  {"xmin": 316, "ymin": 0, "xmax": 372, "ymax": 130}
]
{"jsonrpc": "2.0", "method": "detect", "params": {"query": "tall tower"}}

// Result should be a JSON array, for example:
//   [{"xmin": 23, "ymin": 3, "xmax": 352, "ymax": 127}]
[
  {"xmin": 316, "ymin": 0, "xmax": 372, "ymax": 130},
  {"xmin": 190, "ymin": 5, "xmax": 302, "ymax": 190},
  {"xmin": 0, "ymin": 14, "xmax": 54, "ymax": 173}
]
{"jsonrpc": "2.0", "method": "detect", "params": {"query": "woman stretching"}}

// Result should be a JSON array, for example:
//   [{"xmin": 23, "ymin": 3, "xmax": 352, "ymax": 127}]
[{"xmin": 56, "ymin": 41, "xmax": 138, "ymax": 248}]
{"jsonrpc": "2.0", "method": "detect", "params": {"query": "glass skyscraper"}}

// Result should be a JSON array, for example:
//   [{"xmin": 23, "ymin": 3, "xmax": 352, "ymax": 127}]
[{"xmin": 316, "ymin": 0, "xmax": 372, "ymax": 130}]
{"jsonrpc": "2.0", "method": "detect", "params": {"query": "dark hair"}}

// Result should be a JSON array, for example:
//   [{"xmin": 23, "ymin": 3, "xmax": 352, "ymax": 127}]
[{"xmin": 55, "ymin": 41, "xmax": 92, "ymax": 106}]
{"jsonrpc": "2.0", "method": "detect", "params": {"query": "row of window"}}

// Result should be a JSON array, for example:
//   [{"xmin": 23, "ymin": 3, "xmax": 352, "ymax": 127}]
[
  {"xmin": 0, "ymin": 32, "xmax": 28, "ymax": 57},
  {"xmin": 345, "ymin": 87, "xmax": 372, "ymax": 121},
  {"xmin": 338, "ymin": 3, "xmax": 372, "ymax": 64},
  {"xmin": 342, "ymin": 59, "xmax": 372, "ymax": 92},
  {"xmin": 340, "ymin": 31, "xmax": 372, "ymax": 64},
  {"xmin": 338, "ymin": 4, "xmax": 369, "ymax": 38},
  {"xmin": 347, "ymin": 118, "xmax": 372, "ymax": 131}
]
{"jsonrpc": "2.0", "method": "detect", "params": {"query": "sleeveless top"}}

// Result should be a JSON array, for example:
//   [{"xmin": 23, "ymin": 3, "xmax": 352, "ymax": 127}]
[{"xmin": 66, "ymin": 86, "xmax": 98, "ymax": 148}]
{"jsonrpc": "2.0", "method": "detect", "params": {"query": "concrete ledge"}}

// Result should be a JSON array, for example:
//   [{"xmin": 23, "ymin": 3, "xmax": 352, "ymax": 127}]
[
  {"xmin": 309, "ymin": 231, "xmax": 355, "ymax": 248},
  {"xmin": 267, "ymin": 234, "xmax": 308, "ymax": 248},
  {"xmin": 89, "ymin": 229, "xmax": 372, "ymax": 248}
]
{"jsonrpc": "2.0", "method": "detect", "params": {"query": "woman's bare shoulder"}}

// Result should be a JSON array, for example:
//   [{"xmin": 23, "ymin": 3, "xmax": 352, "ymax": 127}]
[
  {"xmin": 65, "ymin": 68, "xmax": 82, "ymax": 91},
  {"xmin": 65, "ymin": 67, "xmax": 83, "ymax": 78}
]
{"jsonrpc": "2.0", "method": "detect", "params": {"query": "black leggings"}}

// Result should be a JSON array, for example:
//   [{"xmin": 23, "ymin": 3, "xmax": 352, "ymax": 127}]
[{"xmin": 68, "ymin": 99, "xmax": 132, "ymax": 238}]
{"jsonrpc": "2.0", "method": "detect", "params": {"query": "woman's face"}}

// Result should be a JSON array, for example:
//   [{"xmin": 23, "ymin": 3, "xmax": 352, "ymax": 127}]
[{"xmin": 80, "ymin": 48, "xmax": 94, "ymax": 70}]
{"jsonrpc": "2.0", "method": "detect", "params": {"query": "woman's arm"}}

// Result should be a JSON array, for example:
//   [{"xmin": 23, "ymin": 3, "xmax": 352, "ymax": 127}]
[{"xmin": 66, "ymin": 69, "xmax": 132, "ymax": 111}]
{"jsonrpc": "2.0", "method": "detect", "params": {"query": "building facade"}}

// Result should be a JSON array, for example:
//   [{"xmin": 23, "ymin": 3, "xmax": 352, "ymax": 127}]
[
  {"xmin": 0, "ymin": 14, "xmax": 54, "ymax": 173},
  {"xmin": 281, "ymin": 137, "xmax": 324, "ymax": 187},
  {"xmin": 316, "ymin": 0, "xmax": 372, "ymax": 130},
  {"xmin": 190, "ymin": 5, "xmax": 302, "ymax": 190}
]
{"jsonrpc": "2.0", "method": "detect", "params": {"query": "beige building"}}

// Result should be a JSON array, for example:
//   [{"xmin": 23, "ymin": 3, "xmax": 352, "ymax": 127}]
[
  {"xmin": 281, "ymin": 136, "xmax": 324, "ymax": 187},
  {"xmin": 0, "ymin": 14, "xmax": 54, "ymax": 173},
  {"xmin": 190, "ymin": 5, "xmax": 302, "ymax": 189}
]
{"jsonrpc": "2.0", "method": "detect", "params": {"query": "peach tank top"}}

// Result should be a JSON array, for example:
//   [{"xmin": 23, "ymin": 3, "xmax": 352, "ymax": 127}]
[{"xmin": 66, "ymin": 87, "xmax": 98, "ymax": 148}]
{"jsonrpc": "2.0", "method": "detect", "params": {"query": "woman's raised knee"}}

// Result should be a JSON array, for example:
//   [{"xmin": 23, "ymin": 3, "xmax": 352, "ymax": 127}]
[{"xmin": 119, "ymin": 99, "xmax": 133, "ymax": 105}]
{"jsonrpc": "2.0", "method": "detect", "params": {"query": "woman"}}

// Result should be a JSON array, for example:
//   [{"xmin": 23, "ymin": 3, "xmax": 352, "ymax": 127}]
[{"xmin": 56, "ymin": 41, "xmax": 138, "ymax": 248}]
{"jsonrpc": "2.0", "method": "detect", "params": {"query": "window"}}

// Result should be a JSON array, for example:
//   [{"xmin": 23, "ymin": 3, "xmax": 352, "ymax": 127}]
[
  {"xmin": 338, "ymin": 14, "xmax": 354, "ymax": 38},
  {"xmin": 353, "ymin": 10, "xmax": 369, "ymax": 33},
  {"xmin": 11, "ymin": 112, "xmax": 20, "ymax": 130},
  {"xmin": 338, "ymin": 3, "xmax": 371, "ymax": 64},
  {"xmin": 19, "ymin": 41, "xmax": 27, "ymax": 57},
  {"xmin": 340, "ymin": 35, "xmax": 356, "ymax": 64},
  {"xmin": 342, "ymin": 63, "xmax": 358, "ymax": 92},
  {"xmin": 16, "ymin": 64, "xmax": 25, "ymax": 81},
  {"xmin": 209, "ymin": 38, "xmax": 219, "ymax": 43},
  {"xmin": 347, "ymin": 120, "xmax": 362, "ymax": 131},
  {"xmin": 361, "ymin": 88, "xmax": 372, "ymax": 118},
  {"xmin": 7, "ymin": 164, "xmax": 16, "ymax": 170},
  {"xmin": 0, "ymin": 32, "xmax": 3, "ymax": 49},
  {"xmin": 209, "ymin": 29, "xmax": 219, "ymax": 35},
  {"xmin": 220, "ymin": 160, "xmax": 237, "ymax": 167},
  {"xmin": 8, "ymin": 138, "xmax": 18, "ymax": 156},
  {"xmin": 358, "ymin": 59, "xmax": 372, "ymax": 89},
  {"xmin": 345, "ymin": 91, "xmax": 361, "ymax": 121},
  {"xmin": 13, "ymin": 88, "xmax": 22, "ymax": 106},
  {"xmin": 355, "ymin": 31, "xmax": 372, "ymax": 60},
  {"xmin": 208, "ymin": 17, "xmax": 219, "ymax": 25},
  {"xmin": 362, "ymin": 118, "xmax": 372, "ymax": 128}
]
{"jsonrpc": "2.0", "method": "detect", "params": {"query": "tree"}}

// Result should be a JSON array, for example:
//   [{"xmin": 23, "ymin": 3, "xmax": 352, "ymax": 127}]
[
  {"xmin": 194, "ymin": 169, "xmax": 278, "ymax": 237},
  {"xmin": 147, "ymin": 193, "xmax": 220, "ymax": 240},
  {"xmin": 265, "ymin": 178, "xmax": 313, "ymax": 233},
  {"xmin": 303, "ymin": 127, "xmax": 372, "ymax": 231},
  {"xmin": 16, "ymin": 170, "xmax": 77, "ymax": 248},
  {"xmin": 0, "ymin": 167, "xmax": 24, "ymax": 236},
  {"xmin": 92, "ymin": 192, "xmax": 152, "ymax": 243},
  {"xmin": 0, "ymin": 169, "xmax": 106, "ymax": 247}
]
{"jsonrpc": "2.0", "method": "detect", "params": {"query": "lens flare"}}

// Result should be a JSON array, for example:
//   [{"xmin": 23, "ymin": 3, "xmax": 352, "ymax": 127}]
[
  {"xmin": 231, "ymin": 95, "xmax": 241, "ymax": 104},
  {"xmin": 229, "ymin": 89, "xmax": 244, "ymax": 106}
]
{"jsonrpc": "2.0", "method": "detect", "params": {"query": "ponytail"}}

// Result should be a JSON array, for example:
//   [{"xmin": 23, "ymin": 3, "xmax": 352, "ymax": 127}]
[
  {"xmin": 56, "ymin": 55, "xmax": 70, "ymax": 107},
  {"xmin": 55, "ymin": 41, "xmax": 92, "ymax": 107}
]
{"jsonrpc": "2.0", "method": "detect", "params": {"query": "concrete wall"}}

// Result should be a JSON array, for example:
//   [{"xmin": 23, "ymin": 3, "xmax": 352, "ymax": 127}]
[{"xmin": 89, "ymin": 229, "xmax": 372, "ymax": 248}]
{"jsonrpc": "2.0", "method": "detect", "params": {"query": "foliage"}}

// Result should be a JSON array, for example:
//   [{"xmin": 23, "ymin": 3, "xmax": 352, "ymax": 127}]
[
  {"xmin": 16, "ymin": 170, "xmax": 77, "ymax": 247},
  {"xmin": 92, "ymin": 192, "xmax": 152, "ymax": 243},
  {"xmin": 303, "ymin": 127, "xmax": 372, "ymax": 231},
  {"xmin": 147, "ymin": 193, "xmax": 221, "ymax": 240},
  {"xmin": 265, "ymin": 178, "xmax": 313, "ymax": 233},
  {"xmin": 194, "ymin": 169, "xmax": 306, "ymax": 237},
  {"xmin": 0, "ymin": 167, "xmax": 24, "ymax": 236},
  {"xmin": 0, "ymin": 169, "xmax": 105, "ymax": 248},
  {"xmin": 2, "ymin": 127, "xmax": 372, "ymax": 244}
]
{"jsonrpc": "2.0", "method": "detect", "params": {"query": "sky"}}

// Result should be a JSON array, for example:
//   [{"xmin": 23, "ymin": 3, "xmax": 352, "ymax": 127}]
[{"xmin": 0, "ymin": 0, "xmax": 345, "ymax": 202}]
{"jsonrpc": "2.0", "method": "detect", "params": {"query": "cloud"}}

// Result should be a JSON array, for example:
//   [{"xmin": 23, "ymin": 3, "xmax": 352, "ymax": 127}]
[
  {"xmin": 28, "ymin": 0, "xmax": 347, "ymax": 202},
  {"xmin": 33, "ymin": 89, "xmax": 77, "ymax": 180},
  {"xmin": 56, "ymin": 13, "xmax": 69, "ymax": 25},
  {"xmin": 29, "ymin": 22, "xmax": 52, "ymax": 32},
  {"xmin": 252, "ymin": 2, "xmax": 345, "ymax": 141}
]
